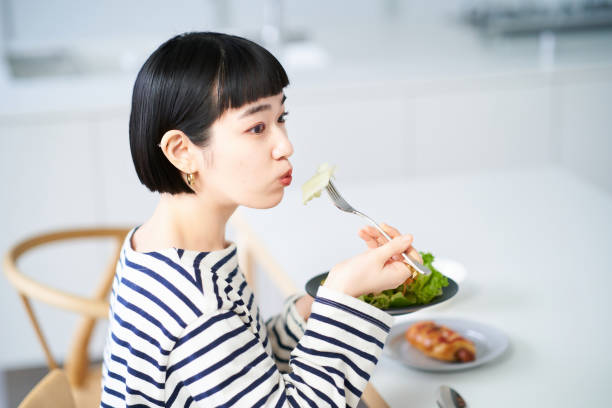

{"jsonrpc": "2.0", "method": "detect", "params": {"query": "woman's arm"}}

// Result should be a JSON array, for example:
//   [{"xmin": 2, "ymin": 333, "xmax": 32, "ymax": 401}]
[
  {"xmin": 264, "ymin": 294, "xmax": 313, "ymax": 372},
  {"xmin": 294, "ymin": 294, "xmax": 314, "ymax": 321},
  {"xmin": 168, "ymin": 286, "xmax": 392, "ymax": 408}
]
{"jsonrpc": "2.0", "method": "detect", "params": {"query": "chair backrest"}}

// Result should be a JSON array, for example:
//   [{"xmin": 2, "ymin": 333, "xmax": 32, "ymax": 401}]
[
  {"xmin": 3, "ymin": 227, "xmax": 131, "ymax": 387},
  {"xmin": 18, "ymin": 369, "xmax": 76, "ymax": 408}
]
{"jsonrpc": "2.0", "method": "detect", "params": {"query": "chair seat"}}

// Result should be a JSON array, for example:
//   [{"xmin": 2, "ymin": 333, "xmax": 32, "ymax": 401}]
[
  {"xmin": 71, "ymin": 364, "xmax": 102, "ymax": 408},
  {"xmin": 18, "ymin": 369, "xmax": 76, "ymax": 408}
]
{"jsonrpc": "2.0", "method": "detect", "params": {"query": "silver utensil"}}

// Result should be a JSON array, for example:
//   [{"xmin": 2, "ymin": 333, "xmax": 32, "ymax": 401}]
[
  {"xmin": 436, "ymin": 385, "xmax": 468, "ymax": 408},
  {"xmin": 325, "ymin": 179, "xmax": 431, "ymax": 276}
]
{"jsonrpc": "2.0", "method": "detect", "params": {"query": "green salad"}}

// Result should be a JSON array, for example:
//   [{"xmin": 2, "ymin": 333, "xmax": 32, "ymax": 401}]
[{"xmin": 358, "ymin": 252, "xmax": 449, "ymax": 309}]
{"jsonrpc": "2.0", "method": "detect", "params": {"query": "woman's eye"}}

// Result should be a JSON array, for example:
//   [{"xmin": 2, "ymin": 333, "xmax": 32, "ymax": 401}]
[
  {"xmin": 249, "ymin": 123, "xmax": 266, "ymax": 134},
  {"xmin": 278, "ymin": 111, "xmax": 289, "ymax": 123}
]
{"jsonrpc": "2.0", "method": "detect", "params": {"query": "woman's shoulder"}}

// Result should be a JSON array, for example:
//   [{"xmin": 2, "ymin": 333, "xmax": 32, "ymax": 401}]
[
  {"xmin": 122, "ymin": 226, "xmax": 238, "ymax": 277},
  {"xmin": 116, "ymin": 227, "xmax": 241, "ymax": 318}
]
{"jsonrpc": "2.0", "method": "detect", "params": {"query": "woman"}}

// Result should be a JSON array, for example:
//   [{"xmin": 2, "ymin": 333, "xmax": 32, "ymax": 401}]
[{"xmin": 101, "ymin": 31, "xmax": 417, "ymax": 407}]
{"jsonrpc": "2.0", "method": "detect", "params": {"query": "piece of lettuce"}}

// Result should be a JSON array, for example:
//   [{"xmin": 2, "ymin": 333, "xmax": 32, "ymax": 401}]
[
  {"xmin": 358, "ymin": 251, "xmax": 449, "ymax": 309},
  {"xmin": 389, "ymin": 291, "xmax": 417, "ymax": 307},
  {"xmin": 375, "ymin": 294, "xmax": 392, "ymax": 309},
  {"xmin": 408, "ymin": 268, "xmax": 448, "ymax": 304}
]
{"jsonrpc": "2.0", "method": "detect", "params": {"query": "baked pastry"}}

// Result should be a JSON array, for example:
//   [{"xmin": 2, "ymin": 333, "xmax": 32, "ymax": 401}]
[{"xmin": 404, "ymin": 321, "xmax": 476, "ymax": 362}]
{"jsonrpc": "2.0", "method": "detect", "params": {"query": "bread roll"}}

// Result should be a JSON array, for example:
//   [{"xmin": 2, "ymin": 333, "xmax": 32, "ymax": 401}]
[{"xmin": 404, "ymin": 321, "xmax": 476, "ymax": 363}]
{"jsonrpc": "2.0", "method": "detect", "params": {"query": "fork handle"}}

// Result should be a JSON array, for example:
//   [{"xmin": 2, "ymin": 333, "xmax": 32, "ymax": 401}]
[{"xmin": 356, "ymin": 211, "xmax": 431, "ymax": 276}]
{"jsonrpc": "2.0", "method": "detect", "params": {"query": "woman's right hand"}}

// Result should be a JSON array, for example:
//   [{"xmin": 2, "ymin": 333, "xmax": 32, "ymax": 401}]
[{"xmin": 322, "ymin": 234, "xmax": 415, "ymax": 298}]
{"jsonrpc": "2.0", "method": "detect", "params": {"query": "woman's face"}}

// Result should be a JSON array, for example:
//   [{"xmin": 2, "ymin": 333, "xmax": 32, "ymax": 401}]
[{"xmin": 197, "ymin": 91, "xmax": 293, "ymax": 209}]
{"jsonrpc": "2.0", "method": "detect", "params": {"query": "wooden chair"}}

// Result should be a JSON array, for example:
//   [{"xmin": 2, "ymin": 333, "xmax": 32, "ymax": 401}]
[
  {"xmin": 18, "ymin": 369, "xmax": 76, "ymax": 408},
  {"xmin": 3, "ymin": 227, "xmax": 131, "ymax": 408}
]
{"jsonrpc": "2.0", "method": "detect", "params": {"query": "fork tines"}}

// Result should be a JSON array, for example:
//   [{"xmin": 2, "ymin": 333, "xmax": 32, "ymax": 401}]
[
  {"xmin": 326, "ymin": 180, "xmax": 339, "ymax": 199},
  {"xmin": 326, "ymin": 180, "xmax": 349, "ymax": 210}
]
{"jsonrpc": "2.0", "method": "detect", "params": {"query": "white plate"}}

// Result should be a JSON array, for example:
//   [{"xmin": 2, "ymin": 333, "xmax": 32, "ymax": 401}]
[
  {"xmin": 432, "ymin": 258, "xmax": 467, "ymax": 283},
  {"xmin": 385, "ymin": 318, "xmax": 509, "ymax": 372}
]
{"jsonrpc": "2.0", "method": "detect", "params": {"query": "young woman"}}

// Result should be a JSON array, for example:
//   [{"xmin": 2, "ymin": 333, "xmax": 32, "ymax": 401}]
[{"xmin": 101, "ymin": 32, "xmax": 417, "ymax": 408}]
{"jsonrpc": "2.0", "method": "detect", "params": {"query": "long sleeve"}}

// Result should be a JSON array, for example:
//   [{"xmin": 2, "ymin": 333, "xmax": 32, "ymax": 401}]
[
  {"xmin": 265, "ymin": 293, "xmax": 307, "ymax": 372},
  {"xmin": 167, "ymin": 286, "xmax": 393, "ymax": 408}
]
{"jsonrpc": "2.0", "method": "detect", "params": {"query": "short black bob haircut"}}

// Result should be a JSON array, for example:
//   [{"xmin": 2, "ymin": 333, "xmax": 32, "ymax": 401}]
[{"xmin": 129, "ymin": 32, "xmax": 290, "ymax": 194}]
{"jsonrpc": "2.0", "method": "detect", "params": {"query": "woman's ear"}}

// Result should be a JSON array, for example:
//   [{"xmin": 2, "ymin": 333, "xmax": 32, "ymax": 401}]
[{"xmin": 159, "ymin": 130, "xmax": 198, "ymax": 174}]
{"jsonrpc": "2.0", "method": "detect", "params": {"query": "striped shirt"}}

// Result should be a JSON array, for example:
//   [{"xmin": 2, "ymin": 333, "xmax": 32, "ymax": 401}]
[{"xmin": 101, "ymin": 227, "xmax": 394, "ymax": 407}]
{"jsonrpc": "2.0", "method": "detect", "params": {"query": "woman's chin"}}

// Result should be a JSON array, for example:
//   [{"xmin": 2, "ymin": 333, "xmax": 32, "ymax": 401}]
[{"xmin": 244, "ymin": 189, "xmax": 284, "ymax": 209}]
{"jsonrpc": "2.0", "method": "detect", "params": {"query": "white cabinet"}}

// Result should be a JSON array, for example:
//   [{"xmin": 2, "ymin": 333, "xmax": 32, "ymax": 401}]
[
  {"xmin": 0, "ymin": 118, "xmax": 103, "ymax": 367},
  {"xmin": 287, "ymin": 95, "xmax": 411, "ymax": 183},
  {"xmin": 0, "ymin": 119, "xmax": 100, "ymax": 232},
  {"xmin": 407, "ymin": 85, "xmax": 552, "ymax": 177},
  {"xmin": 289, "ymin": 79, "xmax": 554, "ymax": 183},
  {"xmin": 556, "ymin": 80, "xmax": 612, "ymax": 193},
  {"xmin": 93, "ymin": 113, "xmax": 157, "ymax": 225}
]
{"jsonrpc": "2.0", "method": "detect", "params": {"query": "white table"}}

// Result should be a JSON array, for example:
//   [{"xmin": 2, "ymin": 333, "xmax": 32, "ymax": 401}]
[{"xmin": 238, "ymin": 165, "xmax": 612, "ymax": 407}]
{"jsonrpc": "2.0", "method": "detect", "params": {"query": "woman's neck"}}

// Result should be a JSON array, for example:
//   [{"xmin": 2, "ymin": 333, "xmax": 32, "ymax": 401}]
[{"xmin": 133, "ymin": 192, "xmax": 237, "ymax": 253}]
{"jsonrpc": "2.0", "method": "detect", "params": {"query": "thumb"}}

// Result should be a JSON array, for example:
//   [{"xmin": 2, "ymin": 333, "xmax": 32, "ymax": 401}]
[{"xmin": 374, "ymin": 234, "xmax": 413, "ymax": 261}]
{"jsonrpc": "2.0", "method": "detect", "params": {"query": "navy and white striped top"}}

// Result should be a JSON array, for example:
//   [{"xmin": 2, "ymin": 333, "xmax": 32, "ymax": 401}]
[{"xmin": 101, "ymin": 227, "xmax": 394, "ymax": 407}]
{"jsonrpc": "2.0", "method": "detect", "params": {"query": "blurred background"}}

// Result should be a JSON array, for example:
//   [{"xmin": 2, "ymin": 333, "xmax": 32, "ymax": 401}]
[{"xmin": 1, "ymin": 0, "xmax": 611, "ymax": 406}]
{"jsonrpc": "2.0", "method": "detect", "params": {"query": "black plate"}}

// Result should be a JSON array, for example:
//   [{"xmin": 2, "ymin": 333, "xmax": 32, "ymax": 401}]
[{"xmin": 305, "ymin": 272, "xmax": 459, "ymax": 316}]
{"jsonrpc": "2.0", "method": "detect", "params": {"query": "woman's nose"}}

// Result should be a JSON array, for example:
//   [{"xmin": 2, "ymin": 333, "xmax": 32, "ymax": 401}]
[{"xmin": 272, "ymin": 130, "xmax": 293, "ymax": 160}]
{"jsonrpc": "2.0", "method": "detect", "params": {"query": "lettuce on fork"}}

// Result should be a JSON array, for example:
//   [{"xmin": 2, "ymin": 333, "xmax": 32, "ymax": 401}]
[{"xmin": 358, "ymin": 252, "xmax": 448, "ymax": 308}]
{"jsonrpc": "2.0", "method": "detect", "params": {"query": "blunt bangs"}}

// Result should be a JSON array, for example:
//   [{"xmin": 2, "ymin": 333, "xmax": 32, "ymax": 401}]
[{"xmin": 215, "ymin": 35, "xmax": 290, "ymax": 113}]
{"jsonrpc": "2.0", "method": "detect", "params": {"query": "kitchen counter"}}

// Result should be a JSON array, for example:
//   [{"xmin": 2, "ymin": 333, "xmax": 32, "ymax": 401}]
[{"xmin": 237, "ymin": 164, "xmax": 612, "ymax": 407}]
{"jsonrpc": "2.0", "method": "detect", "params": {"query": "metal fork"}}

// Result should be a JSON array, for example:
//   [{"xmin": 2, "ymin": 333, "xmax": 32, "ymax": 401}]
[{"xmin": 326, "ymin": 179, "xmax": 431, "ymax": 276}]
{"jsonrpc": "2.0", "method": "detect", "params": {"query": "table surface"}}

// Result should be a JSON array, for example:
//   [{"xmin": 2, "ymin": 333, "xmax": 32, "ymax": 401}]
[{"xmin": 238, "ymin": 164, "xmax": 612, "ymax": 407}]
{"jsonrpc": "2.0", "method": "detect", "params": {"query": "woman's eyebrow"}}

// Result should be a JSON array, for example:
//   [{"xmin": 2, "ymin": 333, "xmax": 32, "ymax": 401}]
[{"xmin": 239, "ymin": 94, "xmax": 287, "ymax": 119}]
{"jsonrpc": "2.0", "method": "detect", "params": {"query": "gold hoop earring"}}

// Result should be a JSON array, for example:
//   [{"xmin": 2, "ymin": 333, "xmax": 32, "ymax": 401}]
[{"xmin": 186, "ymin": 173, "xmax": 194, "ymax": 187}]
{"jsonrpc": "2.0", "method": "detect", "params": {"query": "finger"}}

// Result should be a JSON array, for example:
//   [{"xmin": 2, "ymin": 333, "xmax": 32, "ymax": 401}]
[
  {"xmin": 395, "ymin": 247, "xmax": 421, "ymax": 265},
  {"xmin": 381, "ymin": 223, "xmax": 401, "ymax": 239},
  {"xmin": 381, "ymin": 223, "xmax": 421, "ymax": 261},
  {"xmin": 367, "ymin": 225, "xmax": 402, "ymax": 260},
  {"xmin": 382, "ymin": 259, "xmax": 412, "ymax": 287},
  {"xmin": 407, "ymin": 247, "xmax": 423, "ymax": 263},
  {"xmin": 358, "ymin": 229, "xmax": 379, "ymax": 250},
  {"xmin": 374, "ymin": 234, "xmax": 413, "ymax": 262},
  {"xmin": 381, "ymin": 224, "xmax": 407, "ymax": 257},
  {"xmin": 373, "ymin": 224, "xmax": 403, "ymax": 247},
  {"xmin": 364, "ymin": 225, "xmax": 381, "ymax": 241},
  {"xmin": 365, "ymin": 226, "xmax": 411, "ymax": 263},
  {"xmin": 363, "ymin": 226, "xmax": 389, "ymax": 250},
  {"xmin": 365, "ymin": 226, "xmax": 388, "ymax": 248},
  {"xmin": 366, "ymin": 225, "xmax": 397, "ymax": 242}
]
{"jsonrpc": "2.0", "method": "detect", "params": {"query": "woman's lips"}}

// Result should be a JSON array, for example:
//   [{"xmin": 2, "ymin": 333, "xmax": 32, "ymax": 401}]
[{"xmin": 280, "ymin": 169, "xmax": 292, "ymax": 186}]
